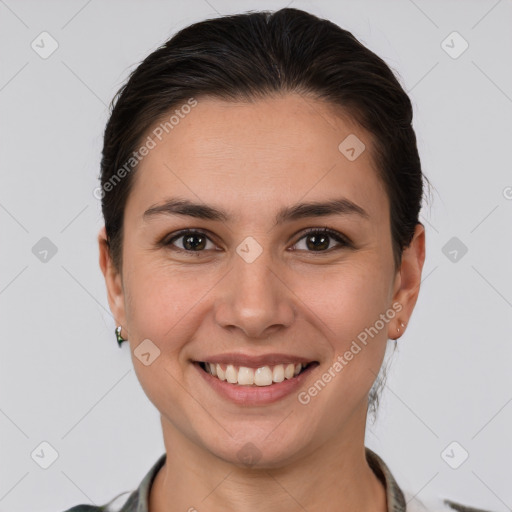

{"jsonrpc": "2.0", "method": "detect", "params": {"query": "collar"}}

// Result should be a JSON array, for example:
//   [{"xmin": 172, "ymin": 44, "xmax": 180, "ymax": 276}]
[{"xmin": 365, "ymin": 447, "xmax": 407, "ymax": 512}]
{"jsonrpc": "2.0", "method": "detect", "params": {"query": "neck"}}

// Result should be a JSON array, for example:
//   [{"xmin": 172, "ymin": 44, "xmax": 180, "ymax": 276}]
[{"xmin": 149, "ymin": 409, "xmax": 387, "ymax": 512}]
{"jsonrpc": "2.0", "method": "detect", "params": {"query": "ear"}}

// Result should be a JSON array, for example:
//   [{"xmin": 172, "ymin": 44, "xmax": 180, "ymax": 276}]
[
  {"xmin": 98, "ymin": 226, "xmax": 128, "ymax": 335},
  {"xmin": 390, "ymin": 223, "xmax": 426, "ymax": 337}
]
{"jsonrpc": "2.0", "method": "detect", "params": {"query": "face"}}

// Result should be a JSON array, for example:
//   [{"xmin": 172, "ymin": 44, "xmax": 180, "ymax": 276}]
[{"xmin": 99, "ymin": 93, "xmax": 425, "ymax": 467}]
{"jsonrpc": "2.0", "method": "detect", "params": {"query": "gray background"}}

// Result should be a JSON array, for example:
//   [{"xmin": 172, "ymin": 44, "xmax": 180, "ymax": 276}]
[{"xmin": 1, "ymin": 0, "xmax": 511, "ymax": 511}]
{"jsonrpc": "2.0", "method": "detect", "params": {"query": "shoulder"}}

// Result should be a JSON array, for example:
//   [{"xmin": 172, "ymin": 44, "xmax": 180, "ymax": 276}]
[
  {"xmin": 365, "ymin": 448, "xmax": 498, "ymax": 512},
  {"xmin": 61, "ymin": 490, "xmax": 135, "ymax": 512},
  {"xmin": 61, "ymin": 452, "xmax": 166, "ymax": 512},
  {"xmin": 403, "ymin": 490, "xmax": 499, "ymax": 512}
]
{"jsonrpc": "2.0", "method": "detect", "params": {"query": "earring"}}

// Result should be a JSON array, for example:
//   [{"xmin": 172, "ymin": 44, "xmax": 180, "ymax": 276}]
[
  {"xmin": 115, "ymin": 326, "xmax": 127, "ymax": 347},
  {"xmin": 395, "ymin": 321, "xmax": 406, "ymax": 339}
]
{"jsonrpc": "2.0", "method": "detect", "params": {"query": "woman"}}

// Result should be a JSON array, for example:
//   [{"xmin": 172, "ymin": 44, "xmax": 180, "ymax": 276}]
[{"xmin": 65, "ymin": 7, "xmax": 495, "ymax": 512}]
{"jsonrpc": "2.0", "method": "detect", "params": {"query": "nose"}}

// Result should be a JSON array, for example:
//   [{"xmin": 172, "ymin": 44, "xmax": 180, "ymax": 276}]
[{"xmin": 214, "ymin": 246, "xmax": 295, "ymax": 340}]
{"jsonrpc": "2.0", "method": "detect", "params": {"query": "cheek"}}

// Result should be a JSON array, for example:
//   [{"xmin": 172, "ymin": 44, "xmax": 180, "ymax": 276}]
[
  {"xmin": 282, "ymin": 269, "xmax": 391, "ymax": 445},
  {"xmin": 121, "ymin": 260, "xmax": 207, "ymax": 414},
  {"xmin": 293, "ymin": 259, "xmax": 391, "ymax": 399},
  {"xmin": 294, "ymin": 257, "xmax": 391, "ymax": 344},
  {"xmin": 122, "ymin": 257, "xmax": 216, "ymax": 350}
]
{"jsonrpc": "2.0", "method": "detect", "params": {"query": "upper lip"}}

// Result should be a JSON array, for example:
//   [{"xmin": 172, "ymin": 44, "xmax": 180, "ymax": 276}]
[{"xmin": 195, "ymin": 353, "xmax": 317, "ymax": 368}]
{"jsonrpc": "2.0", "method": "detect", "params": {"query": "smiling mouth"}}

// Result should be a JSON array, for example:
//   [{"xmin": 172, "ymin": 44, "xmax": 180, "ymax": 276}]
[{"xmin": 197, "ymin": 361, "xmax": 319, "ymax": 386}]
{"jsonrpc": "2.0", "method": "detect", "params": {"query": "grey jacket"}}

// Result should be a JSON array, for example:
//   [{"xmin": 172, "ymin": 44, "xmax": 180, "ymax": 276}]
[{"xmin": 62, "ymin": 447, "xmax": 496, "ymax": 512}]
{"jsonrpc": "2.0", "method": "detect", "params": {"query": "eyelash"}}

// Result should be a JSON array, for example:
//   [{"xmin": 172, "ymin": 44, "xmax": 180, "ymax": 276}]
[{"xmin": 162, "ymin": 227, "xmax": 352, "ymax": 256}]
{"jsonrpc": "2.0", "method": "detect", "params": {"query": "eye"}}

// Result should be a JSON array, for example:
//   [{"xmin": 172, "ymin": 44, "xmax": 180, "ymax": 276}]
[
  {"xmin": 164, "ymin": 229, "xmax": 217, "ymax": 254},
  {"xmin": 162, "ymin": 227, "xmax": 351, "ymax": 256},
  {"xmin": 291, "ymin": 227, "xmax": 351, "ymax": 253}
]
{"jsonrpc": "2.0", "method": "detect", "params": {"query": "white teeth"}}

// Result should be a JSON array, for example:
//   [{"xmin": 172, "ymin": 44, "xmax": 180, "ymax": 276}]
[
  {"xmin": 225, "ymin": 364, "xmax": 237, "ymax": 384},
  {"xmin": 216, "ymin": 364, "xmax": 226, "ymax": 381},
  {"xmin": 284, "ymin": 363, "xmax": 295, "ymax": 379},
  {"xmin": 237, "ymin": 366, "xmax": 254, "ymax": 385},
  {"xmin": 203, "ymin": 362, "xmax": 308, "ymax": 386},
  {"xmin": 254, "ymin": 366, "xmax": 273, "ymax": 386},
  {"xmin": 272, "ymin": 364, "xmax": 285, "ymax": 383}
]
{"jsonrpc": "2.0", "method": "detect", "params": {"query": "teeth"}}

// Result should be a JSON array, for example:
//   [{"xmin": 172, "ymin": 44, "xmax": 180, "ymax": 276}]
[
  {"xmin": 284, "ymin": 363, "xmax": 295, "ymax": 379},
  {"xmin": 216, "ymin": 364, "xmax": 226, "ymax": 381},
  {"xmin": 254, "ymin": 366, "xmax": 273, "ymax": 386},
  {"xmin": 203, "ymin": 362, "xmax": 307, "ymax": 386},
  {"xmin": 225, "ymin": 364, "xmax": 237, "ymax": 384},
  {"xmin": 272, "ymin": 364, "xmax": 284, "ymax": 383},
  {"xmin": 237, "ymin": 366, "xmax": 254, "ymax": 385}
]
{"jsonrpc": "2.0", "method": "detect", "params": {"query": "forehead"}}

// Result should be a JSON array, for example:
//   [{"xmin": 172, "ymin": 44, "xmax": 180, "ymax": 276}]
[{"xmin": 126, "ymin": 94, "xmax": 388, "ymax": 225}]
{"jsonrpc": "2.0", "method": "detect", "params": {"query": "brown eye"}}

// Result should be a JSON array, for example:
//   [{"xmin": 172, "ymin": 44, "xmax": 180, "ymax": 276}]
[
  {"xmin": 162, "ymin": 227, "xmax": 350, "ymax": 256},
  {"xmin": 166, "ymin": 230, "xmax": 215, "ymax": 252},
  {"xmin": 292, "ymin": 228, "xmax": 350, "ymax": 253}
]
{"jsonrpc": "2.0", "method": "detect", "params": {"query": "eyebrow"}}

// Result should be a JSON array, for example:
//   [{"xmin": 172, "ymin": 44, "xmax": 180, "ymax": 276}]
[{"xmin": 143, "ymin": 196, "xmax": 369, "ymax": 225}]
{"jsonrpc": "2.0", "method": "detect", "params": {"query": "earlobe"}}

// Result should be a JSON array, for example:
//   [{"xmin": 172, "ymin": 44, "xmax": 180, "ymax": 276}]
[
  {"xmin": 390, "ymin": 223, "xmax": 426, "ymax": 338},
  {"xmin": 98, "ymin": 226, "xmax": 127, "ymax": 332}
]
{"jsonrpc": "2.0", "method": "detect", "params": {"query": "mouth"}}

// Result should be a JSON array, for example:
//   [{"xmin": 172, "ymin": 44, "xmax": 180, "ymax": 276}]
[{"xmin": 196, "ymin": 361, "xmax": 319, "ymax": 387}]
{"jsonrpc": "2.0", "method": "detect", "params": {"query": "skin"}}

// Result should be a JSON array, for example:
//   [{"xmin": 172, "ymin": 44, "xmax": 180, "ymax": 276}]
[{"xmin": 99, "ymin": 93, "xmax": 425, "ymax": 512}]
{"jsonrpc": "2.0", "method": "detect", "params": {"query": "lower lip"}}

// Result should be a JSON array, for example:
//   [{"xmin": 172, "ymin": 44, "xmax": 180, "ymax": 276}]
[{"xmin": 194, "ymin": 362, "xmax": 319, "ymax": 405}]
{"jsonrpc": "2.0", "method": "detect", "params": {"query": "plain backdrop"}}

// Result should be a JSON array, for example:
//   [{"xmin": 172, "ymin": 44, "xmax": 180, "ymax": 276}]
[{"xmin": 1, "ymin": 1, "xmax": 511, "ymax": 511}]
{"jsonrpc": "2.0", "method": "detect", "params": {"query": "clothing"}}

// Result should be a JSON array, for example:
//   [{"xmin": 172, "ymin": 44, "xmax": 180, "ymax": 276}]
[{"xmin": 63, "ymin": 447, "xmax": 496, "ymax": 512}]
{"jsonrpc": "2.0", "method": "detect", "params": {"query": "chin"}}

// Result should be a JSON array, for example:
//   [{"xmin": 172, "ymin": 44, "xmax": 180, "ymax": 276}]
[{"xmin": 204, "ymin": 430, "xmax": 312, "ymax": 470}]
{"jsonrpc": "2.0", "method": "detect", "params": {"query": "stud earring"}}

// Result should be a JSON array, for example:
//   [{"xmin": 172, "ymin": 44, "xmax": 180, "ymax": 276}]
[
  {"xmin": 115, "ymin": 326, "xmax": 127, "ymax": 347},
  {"xmin": 395, "ymin": 321, "xmax": 406, "ymax": 339}
]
